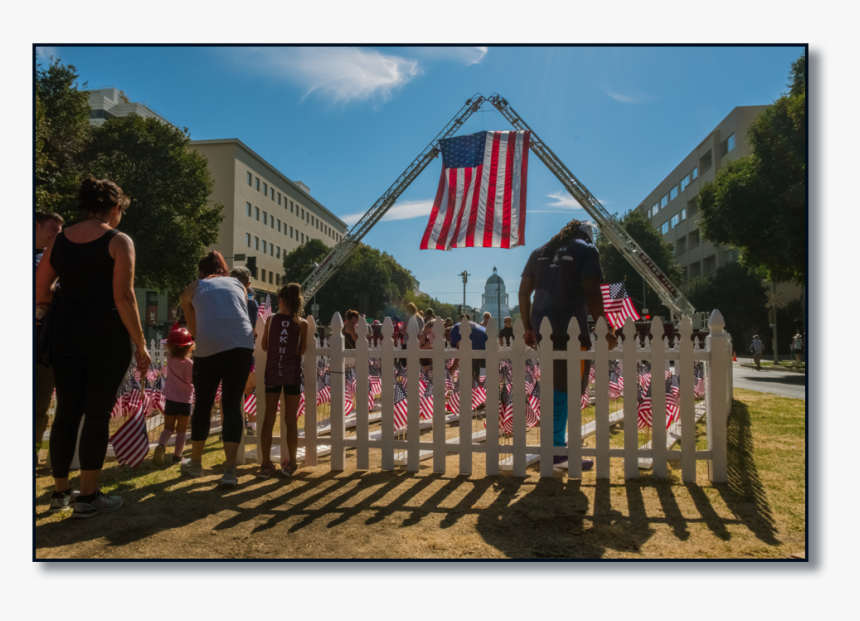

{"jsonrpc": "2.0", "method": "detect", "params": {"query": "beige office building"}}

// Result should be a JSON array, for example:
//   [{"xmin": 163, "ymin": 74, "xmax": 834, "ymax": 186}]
[
  {"xmin": 188, "ymin": 139, "xmax": 348, "ymax": 296},
  {"xmin": 636, "ymin": 105, "xmax": 768, "ymax": 284}
]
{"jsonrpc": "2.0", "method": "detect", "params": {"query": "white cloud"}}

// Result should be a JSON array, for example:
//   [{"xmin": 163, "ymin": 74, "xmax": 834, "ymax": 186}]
[
  {"xmin": 36, "ymin": 46, "xmax": 58, "ymax": 61},
  {"xmin": 237, "ymin": 47, "xmax": 419, "ymax": 103},
  {"xmin": 341, "ymin": 199, "xmax": 434, "ymax": 226},
  {"xmin": 604, "ymin": 89, "xmax": 658, "ymax": 105},
  {"xmin": 546, "ymin": 190, "xmax": 610, "ymax": 210},
  {"xmin": 412, "ymin": 47, "xmax": 488, "ymax": 66}
]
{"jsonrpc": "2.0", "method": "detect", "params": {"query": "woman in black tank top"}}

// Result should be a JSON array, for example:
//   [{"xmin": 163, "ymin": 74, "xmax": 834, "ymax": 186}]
[{"xmin": 35, "ymin": 176, "xmax": 151, "ymax": 518}]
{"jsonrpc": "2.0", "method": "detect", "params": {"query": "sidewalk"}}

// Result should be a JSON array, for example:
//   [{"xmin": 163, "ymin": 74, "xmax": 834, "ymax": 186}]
[{"xmin": 735, "ymin": 355, "xmax": 805, "ymax": 374}]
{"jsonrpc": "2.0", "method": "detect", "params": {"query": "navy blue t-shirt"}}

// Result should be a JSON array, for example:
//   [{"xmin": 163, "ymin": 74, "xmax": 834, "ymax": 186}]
[
  {"xmin": 521, "ymin": 237, "xmax": 603, "ymax": 344},
  {"xmin": 449, "ymin": 322, "xmax": 489, "ymax": 350}
]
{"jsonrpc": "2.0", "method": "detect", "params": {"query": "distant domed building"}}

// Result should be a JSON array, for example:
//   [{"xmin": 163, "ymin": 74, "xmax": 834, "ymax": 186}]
[{"xmin": 480, "ymin": 267, "xmax": 510, "ymax": 322}]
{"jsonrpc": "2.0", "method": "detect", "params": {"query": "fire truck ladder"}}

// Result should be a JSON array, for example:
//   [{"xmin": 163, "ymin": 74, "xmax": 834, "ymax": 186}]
[{"xmin": 302, "ymin": 93, "xmax": 697, "ymax": 325}]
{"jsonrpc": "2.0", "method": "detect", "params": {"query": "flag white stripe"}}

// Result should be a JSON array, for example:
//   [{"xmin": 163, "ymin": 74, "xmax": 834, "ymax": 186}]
[
  {"xmin": 509, "ymin": 133, "xmax": 524, "ymax": 246},
  {"xmin": 491, "ymin": 133, "xmax": 509, "ymax": 247},
  {"xmin": 454, "ymin": 168, "xmax": 478, "ymax": 248},
  {"xmin": 472, "ymin": 132, "xmax": 495, "ymax": 244},
  {"xmin": 428, "ymin": 174, "xmax": 451, "ymax": 250}
]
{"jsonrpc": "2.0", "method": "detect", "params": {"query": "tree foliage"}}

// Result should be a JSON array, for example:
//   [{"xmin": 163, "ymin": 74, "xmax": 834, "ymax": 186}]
[
  {"xmin": 79, "ymin": 115, "xmax": 224, "ymax": 297},
  {"xmin": 685, "ymin": 262, "xmax": 769, "ymax": 346},
  {"xmin": 281, "ymin": 239, "xmax": 456, "ymax": 323},
  {"xmin": 35, "ymin": 58, "xmax": 92, "ymax": 213},
  {"xmin": 594, "ymin": 210, "xmax": 683, "ymax": 321},
  {"xmin": 697, "ymin": 54, "xmax": 806, "ymax": 284}
]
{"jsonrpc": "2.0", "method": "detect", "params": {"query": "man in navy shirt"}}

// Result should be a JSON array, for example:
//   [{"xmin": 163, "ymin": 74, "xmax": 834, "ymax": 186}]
[
  {"xmin": 448, "ymin": 316, "xmax": 489, "ymax": 381},
  {"xmin": 519, "ymin": 219, "xmax": 618, "ymax": 470}
]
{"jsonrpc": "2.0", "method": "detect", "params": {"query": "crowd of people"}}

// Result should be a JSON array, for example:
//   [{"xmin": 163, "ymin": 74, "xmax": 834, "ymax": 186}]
[{"xmin": 35, "ymin": 175, "xmax": 617, "ymax": 518}]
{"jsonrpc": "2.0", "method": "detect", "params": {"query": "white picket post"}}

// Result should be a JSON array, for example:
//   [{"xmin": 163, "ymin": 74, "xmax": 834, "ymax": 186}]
[
  {"xmin": 706, "ymin": 309, "xmax": 729, "ymax": 483},
  {"xmin": 485, "ymin": 317, "xmax": 501, "ymax": 476},
  {"xmin": 431, "ymin": 319, "xmax": 448, "ymax": 473},
  {"xmin": 355, "ymin": 320, "xmax": 370, "ymax": 470},
  {"xmin": 329, "ymin": 313, "xmax": 346, "ymax": 471},
  {"xmin": 622, "ymin": 319, "xmax": 639, "ymax": 479},
  {"xmin": 650, "ymin": 317, "xmax": 668, "ymax": 478},
  {"xmin": 405, "ymin": 317, "xmax": 421, "ymax": 472},
  {"xmin": 380, "ymin": 318, "xmax": 395, "ymax": 471},
  {"xmin": 594, "ymin": 318, "xmax": 611, "ymax": 479},
  {"xmin": 537, "ymin": 317, "xmax": 554, "ymax": 478},
  {"xmin": 246, "ymin": 314, "xmax": 268, "ymax": 466},
  {"xmin": 457, "ymin": 318, "xmax": 473, "ymax": 475},
  {"xmin": 567, "ymin": 317, "xmax": 584, "ymax": 479},
  {"xmin": 679, "ymin": 316, "xmax": 696, "ymax": 482},
  {"xmin": 303, "ymin": 315, "xmax": 318, "ymax": 467}
]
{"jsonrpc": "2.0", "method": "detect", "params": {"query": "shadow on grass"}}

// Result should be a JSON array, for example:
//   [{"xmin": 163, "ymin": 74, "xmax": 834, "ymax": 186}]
[{"xmin": 712, "ymin": 399, "xmax": 780, "ymax": 546}]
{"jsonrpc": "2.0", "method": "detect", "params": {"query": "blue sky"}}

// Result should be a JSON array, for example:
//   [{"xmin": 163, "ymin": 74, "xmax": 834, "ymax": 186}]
[{"xmin": 36, "ymin": 45, "xmax": 803, "ymax": 309}]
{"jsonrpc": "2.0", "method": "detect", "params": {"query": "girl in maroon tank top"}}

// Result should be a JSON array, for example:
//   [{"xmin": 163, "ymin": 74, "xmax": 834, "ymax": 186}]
[{"xmin": 259, "ymin": 284, "xmax": 308, "ymax": 478}]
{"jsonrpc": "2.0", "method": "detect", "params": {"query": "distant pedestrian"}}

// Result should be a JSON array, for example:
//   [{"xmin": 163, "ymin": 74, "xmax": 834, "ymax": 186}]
[
  {"xmin": 481, "ymin": 312, "xmax": 491, "ymax": 327},
  {"xmin": 750, "ymin": 335, "xmax": 765, "ymax": 369},
  {"xmin": 792, "ymin": 332, "xmax": 804, "ymax": 364},
  {"xmin": 498, "ymin": 316, "xmax": 515, "ymax": 347},
  {"xmin": 448, "ymin": 319, "xmax": 489, "ymax": 381},
  {"xmin": 153, "ymin": 324, "xmax": 195, "ymax": 467},
  {"xmin": 343, "ymin": 309, "xmax": 359, "ymax": 349}
]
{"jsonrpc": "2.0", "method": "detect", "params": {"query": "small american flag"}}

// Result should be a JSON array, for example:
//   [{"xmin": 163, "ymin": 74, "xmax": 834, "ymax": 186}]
[
  {"xmin": 244, "ymin": 391, "xmax": 257, "ymax": 416},
  {"xmin": 316, "ymin": 368, "xmax": 331, "ymax": 405},
  {"xmin": 693, "ymin": 363, "xmax": 705, "ymax": 399},
  {"xmin": 609, "ymin": 361, "xmax": 624, "ymax": 400},
  {"xmin": 600, "ymin": 282, "xmax": 640, "ymax": 330},
  {"xmin": 419, "ymin": 374, "xmax": 434, "ymax": 420},
  {"xmin": 392, "ymin": 381, "xmax": 409, "ymax": 430},
  {"xmin": 257, "ymin": 294, "xmax": 273, "ymax": 322},
  {"xmin": 421, "ymin": 130, "xmax": 530, "ymax": 251},
  {"xmin": 110, "ymin": 387, "xmax": 150, "ymax": 468},
  {"xmin": 498, "ymin": 383, "xmax": 514, "ymax": 434},
  {"xmin": 526, "ymin": 380, "xmax": 541, "ymax": 428},
  {"xmin": 471, "ymin": 377, "xmax": 487, "ymax": 409}
]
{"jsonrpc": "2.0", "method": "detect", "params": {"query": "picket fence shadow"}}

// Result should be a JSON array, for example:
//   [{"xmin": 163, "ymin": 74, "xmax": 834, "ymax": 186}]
[{"xmin": 245, "ymin": 310, "xmax": 733, "ymax": 483}]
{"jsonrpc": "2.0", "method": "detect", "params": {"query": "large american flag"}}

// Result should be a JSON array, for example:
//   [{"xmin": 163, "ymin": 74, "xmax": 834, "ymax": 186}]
[
  {"xmin": 420, "ymin": 130, "xmax": 530, "ymax": 250},
  {"xmin": 600, "ymin": 282, "xmax": 640, "ymax": 330}
]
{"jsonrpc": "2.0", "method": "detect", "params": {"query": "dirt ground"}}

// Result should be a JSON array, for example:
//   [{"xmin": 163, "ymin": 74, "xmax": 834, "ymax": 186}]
[{"xmin": 34, "ymin": 389, "xmax": 805, "ymax": 560}]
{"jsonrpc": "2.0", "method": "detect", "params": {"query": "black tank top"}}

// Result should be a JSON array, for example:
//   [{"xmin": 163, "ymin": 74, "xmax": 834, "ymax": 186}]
[
  {"xmin": 50, "ymin": 229, "xmax": 131, "ymax": 357},
  {"xmin": 264, "ymin": 313, "xmax": 303, "ymax": 386}
]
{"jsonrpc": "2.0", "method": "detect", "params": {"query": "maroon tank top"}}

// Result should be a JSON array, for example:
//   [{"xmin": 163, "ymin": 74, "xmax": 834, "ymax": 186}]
[{"xmin": 265, "ymin": 313, "xmax": 303, "ymax": 386}]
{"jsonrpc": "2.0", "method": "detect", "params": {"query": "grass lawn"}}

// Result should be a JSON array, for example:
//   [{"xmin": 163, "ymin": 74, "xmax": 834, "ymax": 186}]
[{"xmin": 34, "ymin": 388, "xmax": 805, "ymax": 559}]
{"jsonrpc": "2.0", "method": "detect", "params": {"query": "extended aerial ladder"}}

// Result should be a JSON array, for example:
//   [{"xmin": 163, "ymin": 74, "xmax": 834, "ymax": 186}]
[{"xmin": 301, "ymin": 94, "xmax": 699, "ymax": 325}]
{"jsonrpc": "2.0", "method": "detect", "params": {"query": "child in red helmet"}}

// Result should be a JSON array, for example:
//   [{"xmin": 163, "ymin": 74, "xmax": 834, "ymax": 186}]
[{"xmin": 153, "ymin": 323, "xmax": 195, "ymax": 467}]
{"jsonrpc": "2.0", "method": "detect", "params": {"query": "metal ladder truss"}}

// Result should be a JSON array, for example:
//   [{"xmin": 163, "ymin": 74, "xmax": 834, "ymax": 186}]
[{"xmin": 301, "ymin": 93, "xmax": 696, "ymax": 324}]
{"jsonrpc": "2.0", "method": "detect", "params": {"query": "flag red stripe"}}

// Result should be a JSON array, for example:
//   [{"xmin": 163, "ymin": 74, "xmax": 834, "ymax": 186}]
[
  {"xmin": 481, "ymin": 132, "xmax": 502, "ymax": 248},
  {"xmin": 517, "ymin": 131, "xmax": 530, "ymax": 244},
  {"xmin": 464, "ymin": 163, "xmax": 484, "ymax": 247},
  {"xmin": 500, "ymin": 131, "xmax": 516, "ymax": 248},
  {"xmin": 420, "ymin": 168, "xmax": 449, "ymax": 250},
  {"xmin": 436, "ymin": 168, "xmax": 460, "ymax": 250}
]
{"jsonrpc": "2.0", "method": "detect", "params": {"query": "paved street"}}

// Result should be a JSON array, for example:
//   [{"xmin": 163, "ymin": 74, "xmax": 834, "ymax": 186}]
[{"xmin": 732, "ymin": 361, "xmax": 806, "ymax": 401}]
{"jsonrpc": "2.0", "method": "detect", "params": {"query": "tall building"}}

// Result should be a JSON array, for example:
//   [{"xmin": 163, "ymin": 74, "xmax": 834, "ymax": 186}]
[
  {"xmin": 480, "ymin": 267, "xmax": 511, "ymax": 321},
  {"xmin": 636, "ymin": 105, "xmax": 768, "ymax": 284},
  {"xmin": 188, "ymin": 139, "xmax": 348, "ymax": 296},
  {"xmin": 86, "ymin": 88, "xmax": 170, "ymax": 126}
]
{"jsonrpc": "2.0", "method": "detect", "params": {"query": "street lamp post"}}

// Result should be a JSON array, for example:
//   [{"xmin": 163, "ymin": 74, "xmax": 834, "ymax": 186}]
[{"xmin": 459, "ymin": 270, "xmax": 470, "ymax": 317}]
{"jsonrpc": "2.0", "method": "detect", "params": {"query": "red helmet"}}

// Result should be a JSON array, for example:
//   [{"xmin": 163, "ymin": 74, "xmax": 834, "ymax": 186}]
[{"xmin": 166, "ymin": 322, "xmax": 194, "ymax": 347}]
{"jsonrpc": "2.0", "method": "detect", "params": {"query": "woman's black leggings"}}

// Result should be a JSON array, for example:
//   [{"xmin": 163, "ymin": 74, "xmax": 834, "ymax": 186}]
[
  {"xmin": 191, "ymin": 347, "xmax": 253, "ymax": 444},
  {"xmin": 50, "ymin": 350, "xmax": 131, "ymax": 478}
]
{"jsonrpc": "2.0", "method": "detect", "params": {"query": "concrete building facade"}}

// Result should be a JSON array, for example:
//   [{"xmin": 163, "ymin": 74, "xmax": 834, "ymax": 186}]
[
  {"xmin": 636, "ymin": 105, "xmax": 768, "ymax": 285},
  {"xmin": 188, "ymin": 139, "xmax": 348, "ymax": 297},
  {"xmin": 86, "ymin": 88, "xmax": 170, "ymax": 127}
]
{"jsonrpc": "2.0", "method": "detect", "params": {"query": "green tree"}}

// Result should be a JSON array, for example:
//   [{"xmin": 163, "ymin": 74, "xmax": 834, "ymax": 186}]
[
  {"xmin": 594, "ymin": 210, "xmax": 683, "ymax": 321},
  {"xmin": 697, "ymin": 54, "xmax": 806, "ymax": 284},
  {"xmin": 282, "ymin": 240, "xmax": 417, "ymax": 322},
  {"xmin": 35, "ymin": 58, "xmax": 92, "ymax": 213},
  {"xmin": 82, "ymin": 115, "xmax": 223, "ymax": 297},
  {"xmin": 686, "ymin": 262, "xmax": 769, "ymax": 347}
]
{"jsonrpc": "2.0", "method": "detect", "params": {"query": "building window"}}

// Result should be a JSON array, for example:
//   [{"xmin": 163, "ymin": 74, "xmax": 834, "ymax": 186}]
[
  {"xmin": 680, "ymin": 173, "xmax": 691, "ymax": 192},
  {"xmin": 681, "ymin": 208, "xmax": 687, "ymax": 221},
  {"xmin": 688, "ymin": 229, "xmax": 700, "ymax": 247},
  {"xmin": 699, "ymin": 150, "xmax": 712, "ymax": 172},
  {"xmin": 277, "ymin": 192, "xmax": 281, "ymax": 205},
  {"xmin": 263, "ymin": 182, "xmax": 268, "ymax": 196},
  {"xmin": 270, "ymin": 244, "xmax": 274, "ymax": 256},
  {"xmin": 246, "ymin": 233, "xmax": 251, "ymax": 247},
  {"xmin": 651, "ymin": 203, "xmax": 658, "ymax": 217},
  {"xmin": 255, "ymin": 236, "xmax": 259, "ymax": 250},
  {"xmin": 689, "ymin": 261, "xmax": 701, "ymax": 279},
  {"xmin": 290, "ymin": 201, "xmax": 294, "ymax": 213},
  {"xmin": 661, "ymin": 222, "xmax": 669, "ymax": 234},
  {"xmin": 263, "ymin": 211, "xmax": 267, "ymax": 225},
  {"xmin": 301, "ymin": 208, "xmax": 305, "ymax": 219},
  {"xmin": 261, "ymin": 268, "xmax": 266, "ymax": 282},
  {"xmin": 276, "ymin": 246, "xmax": 281, "ymax": 258},
  {"xmin": 660, "ymin": 195, "xmax": 668, "ymax": 209},
  {"xmin": 676, "ymin": 236, "xmax": 687, "ymax": 254},
  {"xmin": 271, "ymin": 218, "xmax": 274, "ymax": 229},
  {"xmin": 247, "ymin": 172, "xmax": 252, "ymax": 186},
  {"xmin": 290, "ymin": 226, "xmax": 293, "ymax": 238},
  {"xmin": 703, "ymin": 254, "xmax": 717, "ymax": 274},
  {"xmin": 725, "ymin": 249, "xmax": 738, "ymax": 264},
  {"xmin": 276, "ymin": 274, "xmax": 280, "ymax": 286},
  {"xmin": 269, "ymin": 271, "xmax": 273, "ymax": 284},
  {"xmin": 271, "ymin": 188, "xmax": 275, "ymax": 200},
  {"xmin": 671, "ymin": 214, "xmax": 680, "ymax": 228},
  {"xmin": 301, "ymin": 233, "xmax": 304, "ymax": 243},
  {"xmin": 246, "ymin": 202, "xmax": 251, "ymax": 216},
  {"xmin": 687, "ymin": 197, "xmax": 698, "ymax": 216},
  {"xmin": 277, "ymin": 219, "xmax": 281, "ymax": 232},
  {"xmin": 721, "ymin": 133, "xmax": 736, "ymax": 157},
  {"xmin": 669, "ymin": 185, "xmax": 679, "ymax": 201},
  {"xmin": 256, "ymin": 177, "xmax": 260, "ymax": 191},
  {"xmin": 255, "ymin": 207, "xmax": 260, "ymax": 221},
  {"xmin": 262, "ymin": 240, "xmax": 267, "ymax": 253},
  {"xmin": 692, "ymin": 167, "xmax": 698, "ymax": 180}
]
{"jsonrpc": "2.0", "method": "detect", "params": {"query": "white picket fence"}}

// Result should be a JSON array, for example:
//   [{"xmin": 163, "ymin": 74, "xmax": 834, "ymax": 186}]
[{"xmin": 246, "ymin": 310, "xmax": 733, "ymax": 483}]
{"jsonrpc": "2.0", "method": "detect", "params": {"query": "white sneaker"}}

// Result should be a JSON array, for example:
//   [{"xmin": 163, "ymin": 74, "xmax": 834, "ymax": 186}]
[
  {"xmin": 220, "ymin": 467, "xmax": 238, "ymax": 486},
  {"xmin": 180, "ymin": 459, "xmax": 203, "ymax": 478}
]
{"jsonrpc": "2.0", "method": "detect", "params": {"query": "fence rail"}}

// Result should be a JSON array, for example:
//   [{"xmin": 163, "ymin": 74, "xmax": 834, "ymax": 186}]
[{"xmin": 247, "ymin": 310, "xmax": 732, "ymax": 483}]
